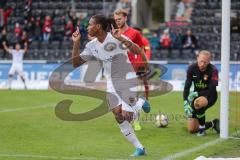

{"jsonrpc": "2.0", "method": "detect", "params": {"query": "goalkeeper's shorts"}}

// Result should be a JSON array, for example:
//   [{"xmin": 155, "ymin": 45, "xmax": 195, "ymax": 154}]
[{"xmin": 191, "ymin": 94, "xmax": 217, "ymax": 118}]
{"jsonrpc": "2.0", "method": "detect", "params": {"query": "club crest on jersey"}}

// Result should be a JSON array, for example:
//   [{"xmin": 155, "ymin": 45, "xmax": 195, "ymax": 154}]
[
  {"xmin": 104, "ymin": 42, "xmax": 117, "ymax": 52},
  {"xmin": 204, "ymin": 74, "xmax": 208, "ymax": 81}
]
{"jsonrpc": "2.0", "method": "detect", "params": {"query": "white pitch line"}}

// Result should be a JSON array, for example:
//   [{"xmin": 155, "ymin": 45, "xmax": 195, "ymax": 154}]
[
  {"xmin": 162, "ymin": 138, "xmax": 224, "ymax": 160},
  {"xmin": 0, "ymin": 103, "xmax": 55, "ymax": 113},
  {"xmin": 229, "ymin": 136, "xmax": 240, "ymax": 140},
  {"xmin": 0, "ymin": 153, "xmax": 95, "ymax": 160},
  {"xmin": 162, "ymin": 130, "xmax": 240, "ymax": 160},
  {"xmin": 0, "ymin": 153, "xmax": 128, "ymax": 160}
]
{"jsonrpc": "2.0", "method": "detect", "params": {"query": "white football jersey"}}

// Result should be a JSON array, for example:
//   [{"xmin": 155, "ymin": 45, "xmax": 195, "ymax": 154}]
[
  {"xmin": 80, "ymin": 33, "xmax": 139, "ymax": 112},
  {"xmin": 80, "ymin": 33, "xmax": 135, "ymax": 80},
  {"xmin": 9, "ymin": 49, "xmax": 25, "ymax": 65}
]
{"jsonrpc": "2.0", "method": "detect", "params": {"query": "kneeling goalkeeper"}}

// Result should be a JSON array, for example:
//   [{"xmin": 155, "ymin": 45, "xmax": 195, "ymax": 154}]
[{"xmin": 183, "ymin": 50, "xmax": 220, "ymax": 136}]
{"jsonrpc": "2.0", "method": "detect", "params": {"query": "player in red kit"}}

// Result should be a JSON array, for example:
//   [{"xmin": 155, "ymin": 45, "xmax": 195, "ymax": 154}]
[
  {"xmin": 133, "ymin": 27, "xmax": 151, "ymax": 65},
  {"xmin": 114, "ymin": 9, "xmax": 151, "ymax": 131}
]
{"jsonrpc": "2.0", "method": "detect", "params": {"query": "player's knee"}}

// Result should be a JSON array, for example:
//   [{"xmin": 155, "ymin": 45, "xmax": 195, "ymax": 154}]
[
  {"xmin": 194, "ymin": 96, "xmax": 208, "ymax": 109},
  {"xmin": 114, "ymin": 112, "xmax": 124, "ymax": 123},
  {"xmin": 122, "ymin": 111, "xmax": 133, "ymax": 122},
  {"xmin": 112, "ymin": 107, "xmax": 124, "ymax": 123},
  {"xmin": 187, "ymin": 118, "xmax": 199, "ymax": 133}
]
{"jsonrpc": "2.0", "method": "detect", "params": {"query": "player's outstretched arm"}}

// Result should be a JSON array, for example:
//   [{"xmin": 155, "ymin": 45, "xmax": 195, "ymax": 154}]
[
  {"xmin": 2, "ymin": 41, "xmax": 10, "ymax": 53},
  {"xmin": 111, "ymin": 25, "xmax": 142, "ymax": 55},
  {"xmin": 71, "ymin": 27, "xmax": 85, "ymax": 68}
]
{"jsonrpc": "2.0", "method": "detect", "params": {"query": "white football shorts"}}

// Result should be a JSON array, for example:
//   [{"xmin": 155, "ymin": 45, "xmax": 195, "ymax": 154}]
[
  {"xmin": 106, "ymin": 79, "xmax": 137, "ymax": 112},
  {"xmin": 9, "ymin": 64, "xmax": 25, "ymax": 77}
]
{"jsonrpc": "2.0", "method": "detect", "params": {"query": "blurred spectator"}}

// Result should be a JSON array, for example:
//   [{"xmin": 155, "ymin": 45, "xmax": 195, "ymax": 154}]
[
  {"xmin": 175, "ymin": 0, "xmax": 193, "ymax": 22},
  {"xmin": 20, "ymin": 31, "xmax": 29, "ymax": 48},
  {"xmin": 149, "ymin": 32, "xmax": 159, "ymax": 51},
  {"xmin": 23, "ymin": 19, "xmax": 30, "ymax": 32},
  {"xmin": 10, "ymin": 33, "xmax": 22, "ymax": 45},
  {"xmin": 181, "ymin": 29, "xmax": 197, "ymax": 49},
  {"xmin": 142, "ymin": 28, "xmax": 151, "ymax": 39},
  {"xmin": 116, "ymin": 0, "xmax": 131, "ymax": 12},
  {"xmin": 205, "ymin": 0, "xmax": 221, "ymax": 4},
  {"xmin": 78, "ymin": 15, "xmax": 88, "ymax": 40},
  {"xmin": 25, "ymin": 0, "xmax": 32, "ymax": 7},
  {"xmin": 54, "ymin": 15, "xmax": 65, "ymax": 41},
  {"xmin": 60, "ymin": 15, "xmax": 67, "ymax": 25},
  {"xmin": 42, "ymin": 15, "xmax": 52, "ymax": 42},
  {"xmin": 159, "ymin": 29, "xmax": 172, "ymax": 49},
  {"xmin": 23, "ymin": 0, "xmax": 32, "ymax": 21},
  {"xmin": 0, "ymin": 0, "xmax": 8, "ymax": 7},
  {"xmin": 34, "ymin": 16, "xmax": 42, "ymax": 41},
  {"xmin": 0, "ymin": 27, "xmax": 8, "ymax": 58},
  {"xmin": 67, "ymin": 9, "xmax": 78, "ymax": 28},
  {"xmin": 0, "ymin": 5, "xmax": 15, "ymax": 30},
  {"xmin": 64, "ymin": 20, "xmax": 74, "ymax": 40},
  {"xmin": 231, "ymin": 12, "xmax": 240, "ymax": 33},
  {"xmin": 14, "ymin": 23, "xmax": 23, "ymax": 42},
  {"xmin": 170, "ymin": 27, "xmax": 183, "ymax": 49},
  {"xmin": 23, "ymin": 17, "xmax": 35, "ymax": 41},
  {"xmin": 141, "ymin": 28, "xmax": 159, "ymax": 50}
]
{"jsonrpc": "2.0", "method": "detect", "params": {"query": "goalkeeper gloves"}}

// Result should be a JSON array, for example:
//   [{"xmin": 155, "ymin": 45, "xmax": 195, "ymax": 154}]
[
  {"xmin": 187, "ymin": 91, "xmax": 198, "ymax": 104},
  {"xmin": 183, "ymin": 100, "xmax": 193, "ymax": 118}
]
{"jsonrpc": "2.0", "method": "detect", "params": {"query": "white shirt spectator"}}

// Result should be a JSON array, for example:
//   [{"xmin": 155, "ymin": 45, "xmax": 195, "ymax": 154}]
[{"xmin": 9, "ymin": 49, "xmax": 25, "ymax": 65}]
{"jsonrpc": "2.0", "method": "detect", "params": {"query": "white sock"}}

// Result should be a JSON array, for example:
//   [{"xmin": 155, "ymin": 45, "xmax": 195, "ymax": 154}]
[
  {"xmin": 119, "ymin": 121, "xmax": 143, "ymax": 149},
  {"xmin": 132, "ymin": 97, "xmax": 145, "ymax": 112},
  {"xmin": 199, "ymin": 125, "xmax": 205, "ymax": 130}
]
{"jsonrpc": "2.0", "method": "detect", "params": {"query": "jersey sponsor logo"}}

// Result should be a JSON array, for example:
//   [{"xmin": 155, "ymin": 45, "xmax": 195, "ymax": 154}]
[
  {"xmin": 196, "ymin": 80, "xmax": 208, "ymax": 89},
  {"xmin": 192, "ymin": 75, "xmax": 197, "ymax": 78},
  {"xmin": 104, "ymin": 42, "xmax": 117, "ymax": 52}
]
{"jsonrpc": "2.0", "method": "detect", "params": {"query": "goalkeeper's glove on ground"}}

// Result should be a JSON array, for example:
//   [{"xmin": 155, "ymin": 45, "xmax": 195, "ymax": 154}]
[{"xmin": 183, "ymin": 100, "xmax": 193, "ymax": 118}]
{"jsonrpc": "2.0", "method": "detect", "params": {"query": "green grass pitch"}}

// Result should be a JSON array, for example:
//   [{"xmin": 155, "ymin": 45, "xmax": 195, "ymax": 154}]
[{"xmin": 0, "ymin": 90, "xmax": 239, "ymax": 160}]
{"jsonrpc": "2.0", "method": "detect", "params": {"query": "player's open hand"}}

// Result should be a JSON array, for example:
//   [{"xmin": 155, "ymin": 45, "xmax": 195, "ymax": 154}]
[
  {"xmin": 111, "ymin": 24, "xmax": 121, "ymax": 39},
  {"xmin": 72, "ymin": 27, "xmax": 81, "ymax": 43}
]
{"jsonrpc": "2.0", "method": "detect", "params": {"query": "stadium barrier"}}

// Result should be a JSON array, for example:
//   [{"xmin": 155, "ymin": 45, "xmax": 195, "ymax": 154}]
[{"xmin": 0, "ymin": 60, "xmax": 239, "ymax": 91}]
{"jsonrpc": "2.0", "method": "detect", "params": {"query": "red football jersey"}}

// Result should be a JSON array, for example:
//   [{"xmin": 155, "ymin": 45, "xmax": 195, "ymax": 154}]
[
  {"xmin": 133, "ymin": 36, "xmax": 151, "ymax": 69},
  {"xmin": 122, "ymin": 27, "xmax": 145, "ymax": 70},
  {"xmin": 141, "ymin": 36, "xmax": 151, "ymax": 60}
]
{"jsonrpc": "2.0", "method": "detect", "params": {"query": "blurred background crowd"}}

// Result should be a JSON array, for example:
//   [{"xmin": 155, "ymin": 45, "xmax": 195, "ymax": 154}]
[{"xmin": 0, "ymin": 0, "xmax": 239, "ymax": 62}]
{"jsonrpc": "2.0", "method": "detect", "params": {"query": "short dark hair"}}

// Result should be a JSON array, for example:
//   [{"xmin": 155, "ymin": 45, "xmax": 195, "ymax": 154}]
[{"xmin": 91, "ymin": 14, "xmax": 117, "ymax": 32}]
